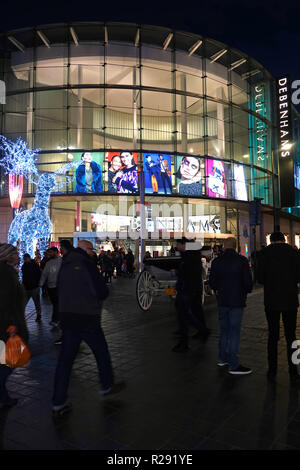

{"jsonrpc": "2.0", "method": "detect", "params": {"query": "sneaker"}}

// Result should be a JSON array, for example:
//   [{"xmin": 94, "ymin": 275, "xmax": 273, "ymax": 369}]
[
  {"xmin": 172, "ymin": 342, "xmax": 189, "ymax": 353},
  {"xmin": 0, "ymin": 398, "xmax": 18, "ymax": 409},
  {"xmin": 173, "ymin": 329, "xmax": 183, "ymax": 336},
  {"xmin": 229, "ymin": 365, "xmax": 252, "ymax": 375},
  {"xmin": 192, "ymin": 329, "xmax": 211, "ymax": 341},
  {"xmin": 54, "ymin": 338, "xmax": 62, "ymax": 345},
  {"xmin": 217, "ymin": 361, "xmax": 228, "ymax": 367},
  {"xmin": 52, "ymin": 403, "xmax": 72, "ymax": 418},
  {"xmin": 100, "ymin": 381, "xmax": 126, "ymax": 396},
  {"xmin": 49, "ymin": 321, "xmax": 59, "ymax": 327}
]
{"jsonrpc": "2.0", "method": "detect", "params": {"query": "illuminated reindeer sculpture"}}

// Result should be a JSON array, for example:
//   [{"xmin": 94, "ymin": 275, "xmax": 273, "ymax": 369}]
[{"xmin": 0, "ymin": 136, "xmax": 78, "ymax": 261}]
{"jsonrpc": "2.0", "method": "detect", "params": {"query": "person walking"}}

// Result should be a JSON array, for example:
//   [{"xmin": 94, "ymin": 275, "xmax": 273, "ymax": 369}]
[
  {"xmin": 52, "ymin": 239, "xmax": 125, "ymax": 417},
  {"xmin": 0, "ymin": 244, "xmax": 29, "ymax": 408},
  {"xmin": 209, "ymin": 237, "xmax": 253, "ymax": 375},
  {"xmin": 39, "ymin": 247, "xmax": 62, "ymax": 327},
  {"xmin": 172, "ymin": 238, "xmax": 210, "ymax": 353},
  {"xmin": 22, "ymin": 253, "xmax": 42, "ymax": 322},
  {"xmin": 257, "ymin": 231, "xmax": 300, "ymax": 384},
  {"xmin": 125, "ymin": 249, "xmax": 134, "ymax": 278}
]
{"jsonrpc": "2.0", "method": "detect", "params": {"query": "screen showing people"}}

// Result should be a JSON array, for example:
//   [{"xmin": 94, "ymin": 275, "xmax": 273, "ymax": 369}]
[
  {"xmin": 108, "ymin": 152, "xmax": 139, "ymax": 194},
  {"xmin": 205, "ymin": 159, "xmax": 228, "ymax": 199},
  {"xmin": 73, "ymin": 152, "xmax": 103, "ymax": 194},
  {"xmin": 175, "ymin": 156, "xmax": 204, "ymax": 196},
  {"xmin": 144, "ymin": 153, "xmax": 172, "ymax": 195}
]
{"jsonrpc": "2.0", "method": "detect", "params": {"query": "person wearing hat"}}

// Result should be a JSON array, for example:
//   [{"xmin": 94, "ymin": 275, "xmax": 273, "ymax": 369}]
[
  {"xmin": 0, "ymin": 244, "xmax": 29, "ymax": 408},
  {"xmin": 172, "ymin": 237, "xmax": 210, "ymax": 353}
]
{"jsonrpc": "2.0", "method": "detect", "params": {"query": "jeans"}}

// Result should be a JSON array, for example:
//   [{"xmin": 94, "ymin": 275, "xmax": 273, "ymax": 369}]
[
  {"xmin": 0, "ymin": 365, "xmax": 12, "ymax": 403},
  {"xmin": 25, "ymin": 288, "xmax": 41, "ymax": 316},
  {"xmin": 176, "ymin": 292, "xmax": 209, "ymax": 340},
  {"xmin": 52, "ymin": 316, "xmax": 114, "ymax": 407},
  {"xmin": 265, "ymin": 309, "xmax": 298, "ymax": 376},
  {"xmin": 47, "ymin": 287, "xmax": 59, "ymax": 323},
  {"xmin": 218, "ymin": 307, "xmax": 244, "ymax": 370}
]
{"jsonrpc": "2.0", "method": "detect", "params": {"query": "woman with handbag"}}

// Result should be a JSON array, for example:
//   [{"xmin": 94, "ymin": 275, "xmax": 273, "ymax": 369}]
[{"xmin": 0, "ymin": 243, "xmax": 29, "ymax": 408}]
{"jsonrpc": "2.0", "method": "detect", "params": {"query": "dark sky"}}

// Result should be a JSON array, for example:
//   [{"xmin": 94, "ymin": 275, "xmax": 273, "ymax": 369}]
[{"xmin": 2, "ymin": 0, "xmax": 300, "ymax": 89}]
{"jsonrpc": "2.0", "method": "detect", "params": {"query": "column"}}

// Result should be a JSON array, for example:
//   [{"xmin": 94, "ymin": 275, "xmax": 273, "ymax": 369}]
[
  {"xmin": 77, "ymin": 65, "xmax": 83, "ymax": 149},
  {"xmin": 180, "ymin": 73, "xmax": 187, "ymax": 153}
]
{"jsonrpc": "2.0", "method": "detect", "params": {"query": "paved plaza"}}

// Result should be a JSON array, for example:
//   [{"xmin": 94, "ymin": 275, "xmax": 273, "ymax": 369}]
[{"xmin": 1, "ymin": 278, "xmax": 300, "ymax": 450}]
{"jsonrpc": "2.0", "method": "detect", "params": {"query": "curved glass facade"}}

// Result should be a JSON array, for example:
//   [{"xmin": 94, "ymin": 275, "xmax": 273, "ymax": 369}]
[{"xmin": 0, "ymin": 23, "xmax": 284, "ymax": 254}]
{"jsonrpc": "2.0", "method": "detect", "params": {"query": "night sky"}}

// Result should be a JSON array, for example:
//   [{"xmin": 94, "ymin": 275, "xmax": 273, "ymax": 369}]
[{"xmin": 1, "ymin": 0, "xmax": 300, "ymax": 109}]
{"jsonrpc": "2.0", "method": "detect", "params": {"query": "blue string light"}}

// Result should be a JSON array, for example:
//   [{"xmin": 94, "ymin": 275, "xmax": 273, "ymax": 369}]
[{"xmin": 0, "ymin": 136, "xmax": 79, "ymax": 264}]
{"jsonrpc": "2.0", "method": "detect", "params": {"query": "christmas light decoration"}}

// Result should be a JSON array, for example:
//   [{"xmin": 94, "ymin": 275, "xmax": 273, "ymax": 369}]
[{"xmin": 0, "ymin": 136, "xmax": 79, "ymax": 264}]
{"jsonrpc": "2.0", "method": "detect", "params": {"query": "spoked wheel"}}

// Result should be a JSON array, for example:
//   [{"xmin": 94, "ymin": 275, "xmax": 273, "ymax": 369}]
[{"xmin": 136, "ymin": 269, "xmax": 154, "ymax": 311}]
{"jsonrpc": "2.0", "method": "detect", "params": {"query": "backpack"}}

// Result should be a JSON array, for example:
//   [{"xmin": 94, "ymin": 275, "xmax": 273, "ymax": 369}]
[{"xmin": 4, "ymin": 326, "xmax": 31, "ymax": 368}]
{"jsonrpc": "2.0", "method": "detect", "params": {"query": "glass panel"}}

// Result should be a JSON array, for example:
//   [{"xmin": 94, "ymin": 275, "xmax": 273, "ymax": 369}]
[
  {"xmin": 35, "ymin": 90, "xmax": 67, "ymax": 108},
  {"xmin": 35, "ymin": 66, "xmax": 67, "ymax": 87},
  {"xmin": 141, "ymin": 66, "xmax": 172, "ymax": 89}
]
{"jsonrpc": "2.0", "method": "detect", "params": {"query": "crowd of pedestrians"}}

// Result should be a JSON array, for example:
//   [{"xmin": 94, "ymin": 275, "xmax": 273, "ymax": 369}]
[{"xmin": 1, "ymin": 230, "xmax": 300, "ymax": 415}]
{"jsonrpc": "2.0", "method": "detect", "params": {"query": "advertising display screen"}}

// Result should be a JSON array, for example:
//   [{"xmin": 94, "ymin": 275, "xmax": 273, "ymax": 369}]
[
  {"xmin": 107, "ymin": 151, "xmax": 139, "ymax": 194},
  {"xmin": 143, "ymin": 153, "xmax": 172, "ymax": 195},
  {"xmin": 295, "ymin": 165, "xmax": 300, "ymax": 191},
  {"xmin": 234, "ymin": 164, "xmax": 248, "ymax": 201},
  {"xmin": 205, "ymin": 158, "xmax": 228, "ymax": 199},
  {"xmin": 73, "ymin": 151, "xmax": 104, "ymax": 194},
  {"xmin": 175, "ymin": 155, "xmax": 204, "ymax": 196}
]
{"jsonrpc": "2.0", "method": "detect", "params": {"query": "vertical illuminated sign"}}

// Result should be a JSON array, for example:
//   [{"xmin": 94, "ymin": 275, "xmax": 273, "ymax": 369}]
[
  {"xmin": 249, "ymin": 83, "xmax": 267, "ymax": 167},
  {"xmin": 276, "ymin": 75, "xmax": 295, "ymax": 207}
]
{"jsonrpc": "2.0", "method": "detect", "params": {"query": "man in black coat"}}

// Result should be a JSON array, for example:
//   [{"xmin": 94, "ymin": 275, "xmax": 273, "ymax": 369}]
[
  {"xmin": 209, "ymin": 237, "xmax": 253, "ymax": 375},
  {"xmin": 22, "ymin": 253, "xmax": 42, "ymax": 322},
  {"xmin": 52, "ymin": 240, "xmax": 125, "ymax": 417},
  {"xmin": 257, "ymin": 231, "xmax": 300, "ymax": 384},
  {"xmin": 172, "ymin": 238, "xmax": 210, "ymax": 353}
]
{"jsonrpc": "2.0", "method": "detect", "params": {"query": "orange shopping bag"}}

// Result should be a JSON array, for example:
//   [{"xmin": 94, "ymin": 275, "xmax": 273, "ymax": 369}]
[{"xmin": 5, "ymin": 326, "xmax": 31, "ymax": 368}]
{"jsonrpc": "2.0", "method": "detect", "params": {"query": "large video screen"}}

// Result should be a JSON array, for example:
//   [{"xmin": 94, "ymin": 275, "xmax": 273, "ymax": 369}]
[
  {"xmin": 234, "ymin": 164, "xmax": 248, "ymax": 201},
  {"xmin": 143, "ymin": 153, "xmax": 172, "ymax": 195},
  {"xmin": 175, "ymin": 155, "xmax": 204, "ymax": 196},
  {"xmin": 107, "ymin": 151, "xmax": 139, "ymax": 194},
  {"xmin": 73, "ymin": 152, "xmax": 104, "ymax": 194},
  {"xmin": 205, "ymin": 158, "xmax": 228, "ymax": 199}
]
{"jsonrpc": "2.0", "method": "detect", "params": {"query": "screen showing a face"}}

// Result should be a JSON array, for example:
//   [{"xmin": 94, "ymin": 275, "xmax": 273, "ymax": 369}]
[
  {"xmin": 205, "ymin": 159, "xmax": 227, "ymax": 198},
  {"xmin": 143, "ymin": 153, "xmax": 172, "ymax": 195},
  {"xmin": 107, "ymin": 151, "xmax": 139, "ymax": 194},
  {"xmin": 72, "ymin": 152, "xmax": 104, "ymax": 194},
  {"xmin": 175, "ymin": 156, "xmax": 203, "ymax": 196}
]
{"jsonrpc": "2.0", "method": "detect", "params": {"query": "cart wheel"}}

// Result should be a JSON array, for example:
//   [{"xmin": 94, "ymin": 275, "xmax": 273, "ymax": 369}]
[{"xmin": 136, "ymin": 270, "xmax": 153, "ymax": 311}]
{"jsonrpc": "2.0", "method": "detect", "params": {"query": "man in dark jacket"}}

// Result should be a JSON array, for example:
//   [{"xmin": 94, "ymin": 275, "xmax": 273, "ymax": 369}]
[
  {"xmin": 172, "ymin": 238, "xmax": 210, "ymax": 353},
  {"xmin": 52, "ymin": 240, "xmax": 125, "ymax": 417},
  {"xmin": 209, "ymin": 237, "xmax": 253, "ymax": 375},
  {"xmin": 22, "ymin": 253, "xmax": 42, "ymax": 322},
  {"xmin": 0, "ymin": 244, "xmax": 29, "ymax": 408},
  {"xmin": 257, "ymin": 231, "xmax": 300, "ymax": 384}
]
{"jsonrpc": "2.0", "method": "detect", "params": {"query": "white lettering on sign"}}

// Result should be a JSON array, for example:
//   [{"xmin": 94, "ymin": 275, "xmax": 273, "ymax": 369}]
[
  {"xmin": 254, "ymin": 85, "xmax": 267, "ymax": 162},
  {"xmin": 277, "ymin": 77, "xmax": 291, "ymax": 158}
]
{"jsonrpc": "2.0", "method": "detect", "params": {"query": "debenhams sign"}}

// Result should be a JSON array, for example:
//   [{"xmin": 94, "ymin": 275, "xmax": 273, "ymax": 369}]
[
  {"xmin": 276, "ymin": 75, "xmax": 295, "ymax": 207},
  {"xmin": 277, "ymin": 77, "xmax": 292, "ymax": 158}
]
